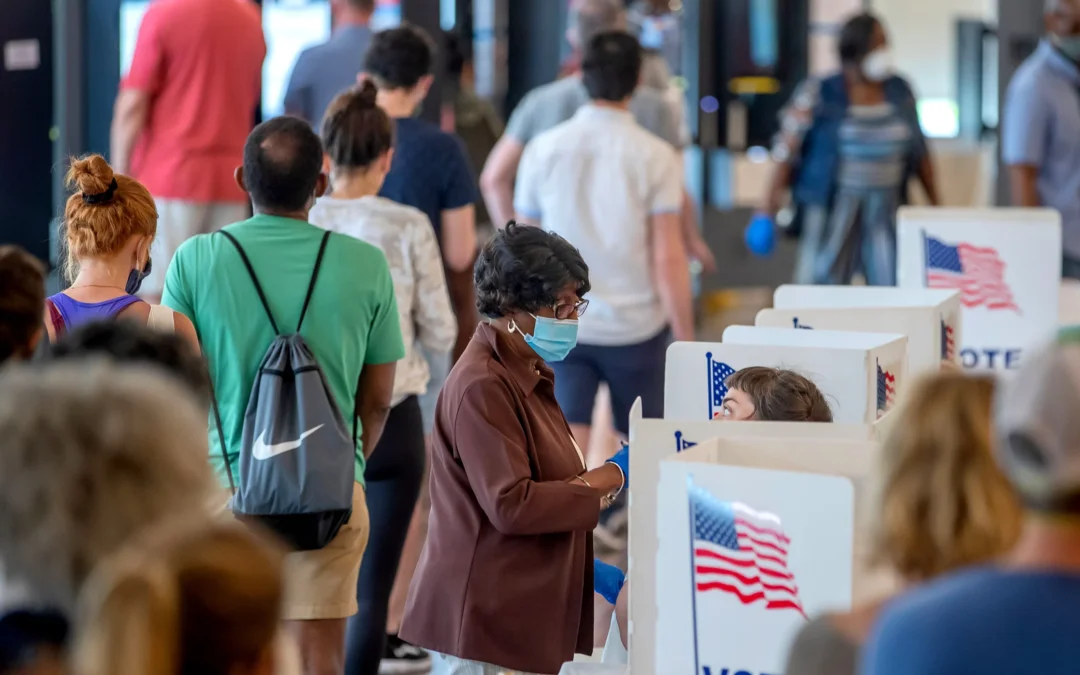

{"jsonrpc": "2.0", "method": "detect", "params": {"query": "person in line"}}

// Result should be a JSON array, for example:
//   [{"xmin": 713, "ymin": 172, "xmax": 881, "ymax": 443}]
[
  {"xmin": 762, "ymin": 12, "xmax": 939, "ymax": 286},
  {"xmin": 400, "ymin": 223, "xmax": 628, "ymax": 675},
  {"xmin": 74, "ymin": 519, "xmax": 283, "ymax": 675},
  {"xmin": 311, "ymin": 82, "xmax": 456, "ymax": 675},
  {"xmin": 163, "ymin": 116, "xmax": 404, "ymax": 675},
  {"xmin": 862, "ymin": 336, "xmax": 1080, "ymax": 674},
  {"xmin": 717, "ymin": 366, "xmax": 833, "ymax": 422},
  {"xmin": 514, "ymin": 30, "xmax": 693, "ymax": 471},
  {"xmin": 111, "ymin": 0, "xmax": 265, "ymax": 301},
  {"xmin": 1003, "ymin": 0, "xmax": 1080, "ymax": 278},
  {"xmin": 45, "ymin": 155, "xmax": 197, "ymax": 349},
  {"xmin": 784, "ymin": 371, "xmax": 1020, "ymax": 675},
  {"xmin": 481, "ymin": 0, "xmax": 714, "ymax": 273},
  {"xmin": 0, "ymin": 362, "xmax": 216, "ymax": 673},
  {"xmin": 0, "ymin": 246, "xmax": 46, "ymax": 364},
  {"xmin": 285, "ymin": 0, "xmax": 376, "ymax": 126},
  {"xmin": 441, "ymin": 29, "xmax": 504, "ymax": 244},
  {"xmin": 363, "ymin": 24, "xmax": 480, "ymax": 363},
  {"xmin": 361, "ymin": 25, "xmax": 481, "ymax": 664}
]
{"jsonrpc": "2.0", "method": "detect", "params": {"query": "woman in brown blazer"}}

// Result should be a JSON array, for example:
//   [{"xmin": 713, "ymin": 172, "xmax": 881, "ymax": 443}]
[{"xmin": 399, "ymin": 223, "xmax": 627, "ymax": 674}]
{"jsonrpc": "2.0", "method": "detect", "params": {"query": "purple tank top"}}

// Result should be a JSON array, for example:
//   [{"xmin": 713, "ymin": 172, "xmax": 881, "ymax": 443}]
[{"xmin": 47, "ymin": 293, "xmax": 143, "ymax": 330}]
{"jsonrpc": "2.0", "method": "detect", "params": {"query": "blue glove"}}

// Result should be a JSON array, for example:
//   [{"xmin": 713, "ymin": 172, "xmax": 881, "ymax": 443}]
[
  {"xmin": 594, "ymin": 559, "xmax": 626, "ymax": 605},
  {"xmin": 745, "ymin": 213, "xmax": 776, "ymax": 257},
  {"xmin": 606, "ymin": 443, "xmax": 629, "ymax": 490}
]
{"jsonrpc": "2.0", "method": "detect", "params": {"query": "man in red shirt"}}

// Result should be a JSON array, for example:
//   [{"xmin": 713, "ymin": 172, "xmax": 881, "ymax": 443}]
[{"xmin": 110, "ymin": 0, "xmax": 266, "ymax": 301}]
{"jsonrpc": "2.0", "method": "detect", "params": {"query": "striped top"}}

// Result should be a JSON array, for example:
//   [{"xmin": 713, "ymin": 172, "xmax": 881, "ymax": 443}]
[{"xmin": 835, "ymin": 103, "xmax": 912, "ymax": 191}]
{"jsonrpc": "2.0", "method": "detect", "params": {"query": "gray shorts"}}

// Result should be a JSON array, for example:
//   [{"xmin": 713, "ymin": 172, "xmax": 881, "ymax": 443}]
[{"xmin": 418, "ymin": 346, "xmax": 451, "ymax": 435}]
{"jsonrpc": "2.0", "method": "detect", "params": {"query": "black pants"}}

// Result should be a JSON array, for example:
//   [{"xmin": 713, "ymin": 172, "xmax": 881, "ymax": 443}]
[{"xmin": 345, "ymin": 395, "xmax": 426, "ymax": 675}]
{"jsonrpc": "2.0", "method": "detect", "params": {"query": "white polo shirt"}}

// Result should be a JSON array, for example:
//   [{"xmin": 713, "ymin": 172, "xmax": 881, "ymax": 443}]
[{"xmin": 514, "ymin": 104, "xmax": 684, "ymax": 347}]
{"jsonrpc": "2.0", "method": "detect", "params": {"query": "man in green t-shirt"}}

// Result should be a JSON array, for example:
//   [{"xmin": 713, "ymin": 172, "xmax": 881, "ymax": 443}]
[{"xmin": 163, "ymin": 116, "xmax": 404, "ymax": 675}]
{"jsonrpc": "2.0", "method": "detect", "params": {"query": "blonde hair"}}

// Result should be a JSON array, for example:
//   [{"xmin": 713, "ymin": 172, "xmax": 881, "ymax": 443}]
[
  {"xmin": 869, "ymin": 372, "xmax": 1022, "ymax": 581},
  {"xmin": 62, "ymin": 154, "xmax": 158, "ymax": 281},
  {"xmin": 74, "ymin": 519, "xmax": 284, "ymax": 675},
  {"xmin": 0, "ymin": 361, "xmax": 214, "ymax": 611}
]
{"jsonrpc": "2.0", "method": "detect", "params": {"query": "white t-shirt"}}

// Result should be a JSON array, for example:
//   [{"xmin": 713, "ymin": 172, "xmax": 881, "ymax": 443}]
[
  {"xmin": 310, "ymin": 195, "xmax": 456, "ymax": 405},
  {"xmin": 514, "ymin": 105, "xmax": 684, "ymax": 346}
]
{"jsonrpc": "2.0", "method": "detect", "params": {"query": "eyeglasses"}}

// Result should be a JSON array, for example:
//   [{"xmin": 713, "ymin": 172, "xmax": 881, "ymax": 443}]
[{"xmin": 553, "ymin": 299, "xmax": 589, "ymax": 320}]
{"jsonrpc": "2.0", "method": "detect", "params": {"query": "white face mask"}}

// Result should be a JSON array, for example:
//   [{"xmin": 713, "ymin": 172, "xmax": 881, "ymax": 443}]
[{"xmin": 861, "ymin": 47, "xmax": 894, "ymax": 82}]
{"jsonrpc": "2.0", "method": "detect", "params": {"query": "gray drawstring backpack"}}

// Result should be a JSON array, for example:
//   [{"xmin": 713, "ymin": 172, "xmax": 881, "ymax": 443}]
[{"xmin": 211, "ymin": 229, "xmax": 356, "ymax": 551}]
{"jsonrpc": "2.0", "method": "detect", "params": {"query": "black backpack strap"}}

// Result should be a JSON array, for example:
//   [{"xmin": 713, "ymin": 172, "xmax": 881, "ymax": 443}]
[
  {"xmin": 208, "ymin": 377, "xmax": 236, "ymax": 495},
  {"xmin": 297, "ymin": 231, "xmax": 332, "ymax": 333},
  {"xmin": 219, "ymin": 230, "xmax": 281, "ymax": 336}
]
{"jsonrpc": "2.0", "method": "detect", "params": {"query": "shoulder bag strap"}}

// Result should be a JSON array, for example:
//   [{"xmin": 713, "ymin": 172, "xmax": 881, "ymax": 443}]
[
  {"xmin": 219, "ymin": 230, "xmax": 281, "ymax": 335},
  {"xmin": 44, "ymin": 299, "xmax": 66, "ymax": 340},
  {"xmin": 208, "ymin": 377, "xmax": 236, "ymax": 495},
  {"xmin": 296, "ymin": 231, "xmax": 332, "ymax": 333},
  {"xmin": 145, "ymin": 304, "xmax": 176, "ymax": 333}
]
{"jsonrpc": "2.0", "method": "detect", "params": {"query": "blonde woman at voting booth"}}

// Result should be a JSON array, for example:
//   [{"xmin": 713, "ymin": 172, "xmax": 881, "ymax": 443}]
[{"xmin": 782, "ymin": 372, "xmax": 1022, "ymax": 675}]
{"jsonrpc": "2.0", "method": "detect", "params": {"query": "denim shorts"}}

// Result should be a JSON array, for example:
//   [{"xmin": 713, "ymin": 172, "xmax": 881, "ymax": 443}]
[{"xmin": 550, "ymin": 328, "xmax": 670, "ymax": 436}]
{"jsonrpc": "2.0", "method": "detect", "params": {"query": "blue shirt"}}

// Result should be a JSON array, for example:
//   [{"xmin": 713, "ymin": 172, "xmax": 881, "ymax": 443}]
[
  {"xmin": 284, "ymin": 24, "xmax": 372, "ymax": 127},
  {"xmin": 379, "ymin": 117, "xmax": 479, "ymax": 242},
  {"xmin": 862, "ymin": 566, "xmax": 1080, "ymax": 675},
  {"xmin": 1003, "ymin": 40, "xmax": 1080, "ymax": 258}
]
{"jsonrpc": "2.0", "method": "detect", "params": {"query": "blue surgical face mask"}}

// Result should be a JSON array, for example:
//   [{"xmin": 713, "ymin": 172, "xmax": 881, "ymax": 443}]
[
  {"xmin": 125, "ymin": 257, "xmax": 152, "ymax": 295},
  {"xmin": 512, "ymin": 314, "xmax": 579, "ymax": 362}
]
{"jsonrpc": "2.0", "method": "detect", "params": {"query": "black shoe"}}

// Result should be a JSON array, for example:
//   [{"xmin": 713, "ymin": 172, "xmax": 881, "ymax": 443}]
[{"xmin": 379, "ymin": 634, "xmax": 432, "ymax": 674}]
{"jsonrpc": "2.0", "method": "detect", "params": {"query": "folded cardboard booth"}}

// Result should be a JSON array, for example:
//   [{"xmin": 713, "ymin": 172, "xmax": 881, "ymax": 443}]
[
  {"xmin": 760, "ymin": 285, "xmax": 962, "ymax": 374},
  {"xmin": 897, "ymin": 207, "xmax": 1061, "ymax": 373},
  {"xmin": 627, "ymin": 402, "xmax": 892, "ymax": 675},
  {"xmin": 665, "ymin": 329, "xmax": 906, "ymax": 425}
]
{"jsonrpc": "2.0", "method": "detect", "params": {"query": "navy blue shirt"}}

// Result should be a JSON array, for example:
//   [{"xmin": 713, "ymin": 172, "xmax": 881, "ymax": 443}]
[
  {"xmin": 284, "ymin": 24, "xmax": 372, "ymax": 127},
  {"xmin": 863, "ymin": 566, "xmax": 1080, "ymax": 675},
  {"xmin": 379, "ymin": 117, "xmax": 479, "ymax": 243}
]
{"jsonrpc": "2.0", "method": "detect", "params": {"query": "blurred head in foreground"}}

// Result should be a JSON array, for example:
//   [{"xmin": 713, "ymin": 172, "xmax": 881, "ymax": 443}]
[
  {"xmin": 718, "ymin": 366, "xmax": 833, "ymax": 422},
  {"xmin": 48, "ymin": 320, "xmax": 210, "ymax": 410},
  {"xmin": 74, "ymin": 519, "xmax": 283, "ymax": 675},
  {"xmin": 995, "ymin": 332, "xmax": 1080, "ymax": 516},
  {"xmin": 0, "ymin": 246, "xmax": 46, "ymax": 363},
  {"xmin": 870, "ymin": 371, "xmax": 1021, "ymax": 581},
  {"xmin": 0, "ymin": 362, "xmax": 214, "ymax": 612}
]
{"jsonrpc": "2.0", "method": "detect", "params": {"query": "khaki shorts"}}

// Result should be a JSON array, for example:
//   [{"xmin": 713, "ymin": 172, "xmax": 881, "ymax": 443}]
[
  {"xmin": 144, "ymin": 199, "xmax": 248, "ymax": 297},
  {"xmin": 213, "ymin": 482, "xmax": 369, "ymax": 621}
]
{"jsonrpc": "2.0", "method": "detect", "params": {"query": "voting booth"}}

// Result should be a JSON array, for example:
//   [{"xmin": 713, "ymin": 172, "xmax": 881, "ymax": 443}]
[
  {"xmin": 762, "ymin": 285, "xmax": 962, "ymax": 374},
  {"xmin": 627, "ymin": 405, "xmax": 886, "ymax": 675},
  {"xmin": 664, "ymin": 329, "xmax": 906, "ymax": 425},
  {"xmin": 897, "ymin": 208, "xmax": 1062, "ymax": 373},
  {"xmin": 656, "ymin": 457, "xmax": 852, "ymax": 675}
]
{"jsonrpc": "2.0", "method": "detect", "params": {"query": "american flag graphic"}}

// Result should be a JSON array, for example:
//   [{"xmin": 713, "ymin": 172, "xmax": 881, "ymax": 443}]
[
  {"xmin": 940, "ymin": 319, "xmax": 955, "ymax": 361},
  {"xmin": 675, "ymin": 431, "xmax": 697, "ymax": 453},
  {"xmin": 876, "ymin": 360, "xmax": 896, "ymax": 418},
  {"xmin": 690, "ymin": 487, "xmax": 805, "ymax": 616},
  {"xmin": 924, "ymin": 234, "xmax": 1019, "ymax": 312},
  {"xmin": 706, "ymin": 353, "xmax": 736, "ymax": 420}
]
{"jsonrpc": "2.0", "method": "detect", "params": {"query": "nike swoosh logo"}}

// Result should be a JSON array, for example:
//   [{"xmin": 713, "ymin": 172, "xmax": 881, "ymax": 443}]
[{"xmin": 251, "ymin": 424, "xmax": 325, "ymax": 461}]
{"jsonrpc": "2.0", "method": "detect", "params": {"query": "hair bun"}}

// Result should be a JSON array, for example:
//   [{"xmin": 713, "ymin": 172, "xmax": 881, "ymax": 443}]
[
  {"xmin": 353, "ymin": 79, "xmax": 379, "ymax": 110},
  {"xmin": 68, "ymin": 154, "xmax": 116, "ymax": 198}
]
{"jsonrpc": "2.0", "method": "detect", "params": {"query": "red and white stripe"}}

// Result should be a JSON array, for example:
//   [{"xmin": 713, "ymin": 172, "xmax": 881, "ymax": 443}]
[
  {"xmin": 928, "ymin": 244, "xmax": 1019, "ymax": 312},
  {"xmin": 694, "ymin": 503, "xmax": 805, "ymax": 616}
]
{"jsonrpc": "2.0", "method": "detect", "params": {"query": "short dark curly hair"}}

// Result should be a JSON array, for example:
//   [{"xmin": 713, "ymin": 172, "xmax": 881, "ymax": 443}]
[
  {"xmin": 48, "ymin": 320, "xmax": 211, "ymax": 409},
  {"xmin": 475, "ymin": 222, "xmax": 590, "ymax": 319}
]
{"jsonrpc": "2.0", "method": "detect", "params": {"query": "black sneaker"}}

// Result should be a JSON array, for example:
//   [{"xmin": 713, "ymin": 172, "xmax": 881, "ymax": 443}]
[{"xmin": 379, "ymin": 634, "xmax": 432, "ymax": 674}]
